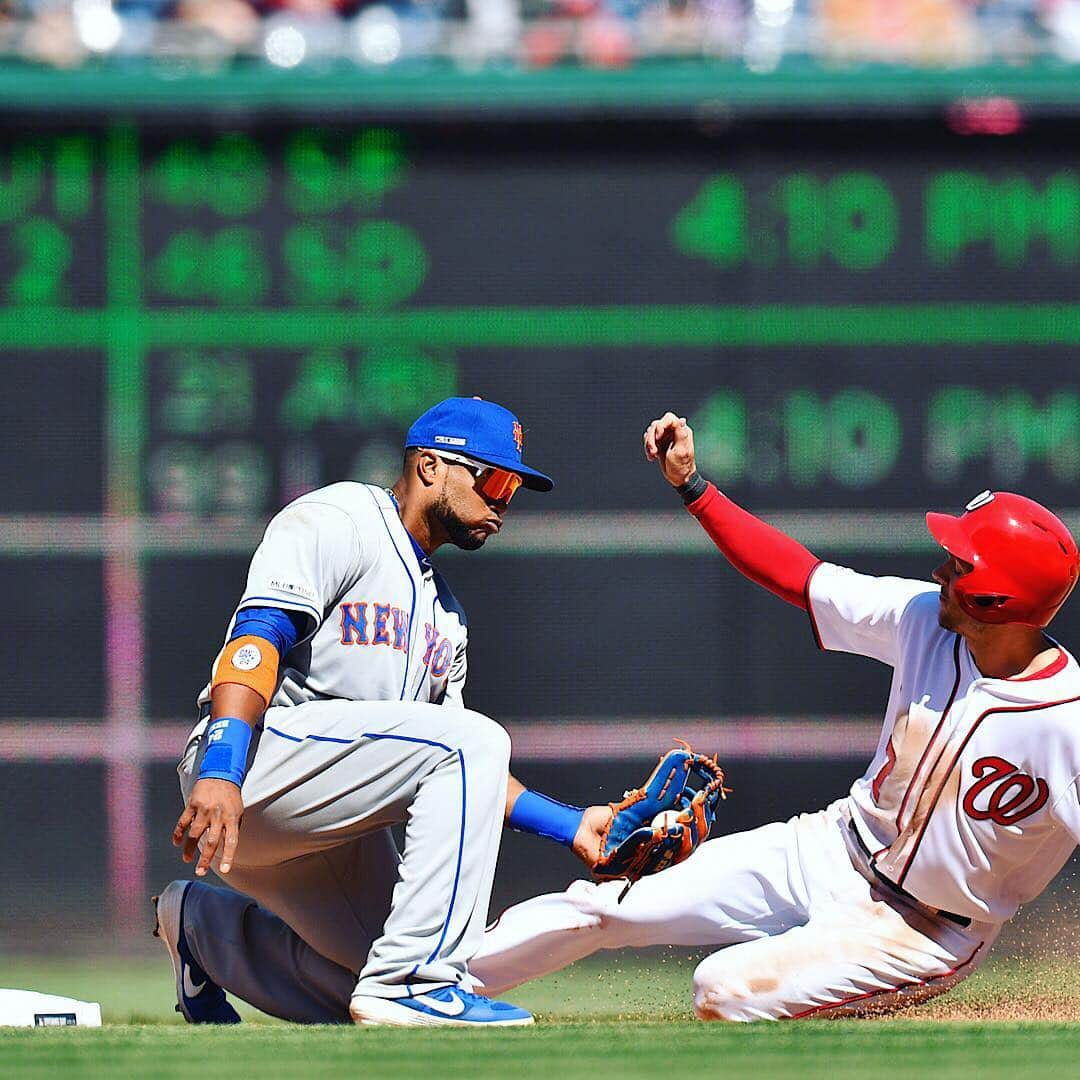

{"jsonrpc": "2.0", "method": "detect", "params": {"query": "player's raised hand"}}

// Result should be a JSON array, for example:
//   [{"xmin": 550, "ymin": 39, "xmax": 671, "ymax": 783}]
[
  {"xmin": 173, "ymin": 777, "xmax": 245, "ymax": 877},
  {"xmin": 643, "ymin": 412, "xmax": 697, "ymax": 487}
]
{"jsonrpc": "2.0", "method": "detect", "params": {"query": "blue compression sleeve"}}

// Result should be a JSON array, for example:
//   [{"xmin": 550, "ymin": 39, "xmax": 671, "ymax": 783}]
[
  {"xmin": 509, "ymin": 790, "xmax": 585, "ymax": 847},
  {"xmin": 229, "ymin": 606, "xmax": 303, "ymax": 656}
]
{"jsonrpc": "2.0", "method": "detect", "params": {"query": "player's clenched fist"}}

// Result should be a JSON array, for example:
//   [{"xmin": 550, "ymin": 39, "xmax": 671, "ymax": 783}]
[
  {"xmin": 570, "ymin": 804, "xmax": 613, "ymax": 867},
  {"xmin": 173, "ymin": 778, "xmax": 244, "ymax": 877},
  {"xmin": 643, "ymin": 412, "xmax": 697, "ymax": 488}
]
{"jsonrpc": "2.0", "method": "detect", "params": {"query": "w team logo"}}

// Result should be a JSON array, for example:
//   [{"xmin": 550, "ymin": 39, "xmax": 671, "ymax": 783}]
[{"xmin": 962, "ymin": 756, "xmax": 1049, "ymax": 826}]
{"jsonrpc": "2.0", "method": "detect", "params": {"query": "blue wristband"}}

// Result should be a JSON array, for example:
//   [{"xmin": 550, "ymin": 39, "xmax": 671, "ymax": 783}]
[
  {"xmin": 198, "ymin": 717, "xmax": 253, "ymax": 789},
  {"xmin": 509, "ymin": 790, "xmax": 585, "ymax": 847}
]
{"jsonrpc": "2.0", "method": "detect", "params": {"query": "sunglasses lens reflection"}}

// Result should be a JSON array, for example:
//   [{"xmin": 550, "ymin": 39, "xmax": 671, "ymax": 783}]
[{"xmin": 481, "ymin": 470, "xmax": 523, "ymax": 503}]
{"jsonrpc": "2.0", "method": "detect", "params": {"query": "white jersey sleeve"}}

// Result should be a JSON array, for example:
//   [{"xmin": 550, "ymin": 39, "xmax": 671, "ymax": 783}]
[
  {"xmin": 807, "ymin": 563, "xmax": 937, "ymax": 667},
  {"xmin": 239, "ymin": 499, "xmax": 365, "ymax": 630}
]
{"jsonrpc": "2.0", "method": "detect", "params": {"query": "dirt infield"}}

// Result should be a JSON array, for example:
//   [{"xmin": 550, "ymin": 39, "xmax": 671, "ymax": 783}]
[
  {"xmin": 903, "ymin": 894, "xmax": 1077, "ymax": 1022},
  {"xmin": 917, "ymin": 997, "xmax": 1079, "ymax": 1022}
]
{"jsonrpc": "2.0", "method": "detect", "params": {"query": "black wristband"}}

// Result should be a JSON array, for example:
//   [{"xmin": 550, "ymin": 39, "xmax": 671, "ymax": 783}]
[{"xmin": 677, "ymin": 471, "xmax": 708, "ymax": 505}]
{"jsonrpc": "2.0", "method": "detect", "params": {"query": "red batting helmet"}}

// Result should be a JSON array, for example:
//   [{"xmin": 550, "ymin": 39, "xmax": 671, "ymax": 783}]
[{"xmin": 926, "ymin": 490, "xmax": 1080, "ymax": 628}]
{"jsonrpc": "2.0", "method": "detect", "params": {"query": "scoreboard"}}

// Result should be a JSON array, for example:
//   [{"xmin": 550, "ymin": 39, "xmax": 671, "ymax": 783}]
[
  {"xmin": 8, "ymin": 112, "xmax": 1080, "ymax": 712},
  {"xmin": 9, "ymin": 109, "xmax": 1080, "ymax": 932},
  {"xmin": 9, "ymin": 113, "xmax": 1080, "ymax": 711},
  {"xmin": 6, "ymin": 118, "xmax": 1080, "ymax": 527}
]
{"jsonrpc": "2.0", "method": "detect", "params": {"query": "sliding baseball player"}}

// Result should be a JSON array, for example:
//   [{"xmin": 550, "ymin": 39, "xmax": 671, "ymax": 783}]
[{"xmin": 470, "ymin": 412, "xmax": 1080, "ymax": 1020}]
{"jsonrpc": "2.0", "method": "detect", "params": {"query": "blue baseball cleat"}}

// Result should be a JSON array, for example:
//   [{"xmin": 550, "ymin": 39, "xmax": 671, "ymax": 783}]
[
  {"xmin": 153, "ymin": 880, "xmax": 241, "ymax": 1024},
  {"xmin": 349, "ymin": 986, "xmax": 533, "ymax": 1027}
]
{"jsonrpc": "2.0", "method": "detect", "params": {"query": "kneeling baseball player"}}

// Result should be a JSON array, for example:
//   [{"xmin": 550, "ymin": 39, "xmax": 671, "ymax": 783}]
[
  {"xmin": 155, "ymin": 397, "xmax": 624, "ymax": 1028},
  {"xmin": 470, "ymin": 411, "xmax": 1080, "ymax": 1021}
]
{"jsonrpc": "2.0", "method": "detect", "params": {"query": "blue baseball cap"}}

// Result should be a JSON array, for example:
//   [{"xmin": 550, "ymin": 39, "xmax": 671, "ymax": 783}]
[{"xmin": 405, "ymin": 397, "xmax": 553, "ymax": 492}]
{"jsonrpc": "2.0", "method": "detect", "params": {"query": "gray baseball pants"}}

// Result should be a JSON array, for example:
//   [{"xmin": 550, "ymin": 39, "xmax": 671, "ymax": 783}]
[{"xmin": 175, "ymin": 698, "xmax": 511, "ymax": 1022}]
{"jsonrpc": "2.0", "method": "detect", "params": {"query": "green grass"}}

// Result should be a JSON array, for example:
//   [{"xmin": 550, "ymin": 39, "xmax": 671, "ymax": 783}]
[
  {"xmin": 3, "ymin": 1023, "xmax": 1080, "ymax": 1080},
  {"xmin": 1, "ymin": 952, "xmax": 1078, "ymax": 1078}
]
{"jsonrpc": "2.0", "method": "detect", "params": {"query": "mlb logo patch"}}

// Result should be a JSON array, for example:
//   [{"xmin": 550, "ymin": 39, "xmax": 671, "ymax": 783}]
[{"xmin": 512, "ymin": 421, "xmax": 523, "ymax": 452}]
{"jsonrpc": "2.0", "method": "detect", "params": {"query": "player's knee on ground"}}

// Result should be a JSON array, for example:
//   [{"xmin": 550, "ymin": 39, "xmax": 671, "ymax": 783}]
[
  {"xmin": 692, "ymin": 956, "xmax": 779, "ymax": 1023},
  {"xmin": 692, "ymin": 979, "xmax": 762, "ymax": 1023}
]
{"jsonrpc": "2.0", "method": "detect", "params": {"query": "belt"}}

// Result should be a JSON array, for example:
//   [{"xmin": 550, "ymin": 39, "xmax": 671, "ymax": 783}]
[{"xmin": 845, "ymin": 819, "xmax": 971, "ymax": 929}]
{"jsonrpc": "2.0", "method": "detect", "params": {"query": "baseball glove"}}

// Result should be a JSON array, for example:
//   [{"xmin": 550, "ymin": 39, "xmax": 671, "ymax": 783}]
[{"xmin": 593, "ymin": 739, "xmax": 728, "ymax": 885}]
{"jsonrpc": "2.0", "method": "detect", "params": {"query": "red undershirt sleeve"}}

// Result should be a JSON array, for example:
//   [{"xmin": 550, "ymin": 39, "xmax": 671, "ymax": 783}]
[{"xmin": 685, "ymin": 482, "xmax": 821, "ymax": 609}]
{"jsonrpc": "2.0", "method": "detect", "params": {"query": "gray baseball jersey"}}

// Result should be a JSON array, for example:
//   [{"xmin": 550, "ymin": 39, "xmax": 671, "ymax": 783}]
[
  {"xmin": 197, "ymin": 482, "xmax": 468, "ymax": 712},
  {"xmin": 181, "ymin": 481, "xmax": 512, "ymax": 1008}
]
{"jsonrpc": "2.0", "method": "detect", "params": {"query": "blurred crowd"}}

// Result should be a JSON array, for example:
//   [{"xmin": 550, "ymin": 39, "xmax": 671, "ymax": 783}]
[{"xmin": 3, "ymin": 0, "xmax": 1080, "ymax": 69}]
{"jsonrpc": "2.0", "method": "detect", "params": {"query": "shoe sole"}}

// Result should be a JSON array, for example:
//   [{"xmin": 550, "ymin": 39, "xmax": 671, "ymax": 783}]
[
  {"xmin": 152, "ymin": 881, "xmax": 194, "ymax": 1023},
  {"xmin": 349, "ymin": 996, "xmax": 534, "ymax": 1028}
]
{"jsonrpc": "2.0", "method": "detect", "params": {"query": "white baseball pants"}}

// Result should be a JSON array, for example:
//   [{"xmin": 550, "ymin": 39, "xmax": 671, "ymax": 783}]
[
  {"xmin": 177, "ymin": 698, "xmax": 510, "ymax": 1015},
  {"xmin": 471, "ymin": 800, "xmax": 999, "ymax": 1021}
]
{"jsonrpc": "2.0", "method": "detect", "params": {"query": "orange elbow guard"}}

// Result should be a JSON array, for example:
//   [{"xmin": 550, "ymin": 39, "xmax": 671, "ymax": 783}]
[{"xmin": 211, "ymin": 635, "xmax": 281, "ymax": 708}]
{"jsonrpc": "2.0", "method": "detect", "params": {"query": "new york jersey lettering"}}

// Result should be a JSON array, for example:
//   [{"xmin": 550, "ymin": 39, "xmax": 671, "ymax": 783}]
[
  {"xmin": 339, "ymin": 601, "xmax": 412, "ymax": 653},
  {"xmin": 391, "ymin": 607, "xmax": 410, "ymax": 652},
  {"xmin": 430, "ymin": 639, "xmax": 453, "ymax": 678},
  {"xmin": 372, "ymin": 603, "xmax": 392, "ymax": 646},
  {"xmin": 339, "ymin": 602, "xmax": 369, "ymax": 645},
  {"xmin": 422, "ymin": 622, "xmax": 439, "ymax": 666}
]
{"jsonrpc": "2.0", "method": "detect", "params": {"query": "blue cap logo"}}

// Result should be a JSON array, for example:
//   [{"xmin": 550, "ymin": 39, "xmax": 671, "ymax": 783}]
[{"xmin": 405, "ymin": 398, "xmax": 553, "ymax": 492}]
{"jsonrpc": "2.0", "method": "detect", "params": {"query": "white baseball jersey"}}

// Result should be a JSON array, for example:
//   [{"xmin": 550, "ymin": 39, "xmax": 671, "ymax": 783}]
[
  {"xmin": 197, "ymin": 482, "xmax": 468, "ymax": 712},
  {"xmin": 808, "ymin": 562, "xmax": 1080, "ymax": 923}
]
